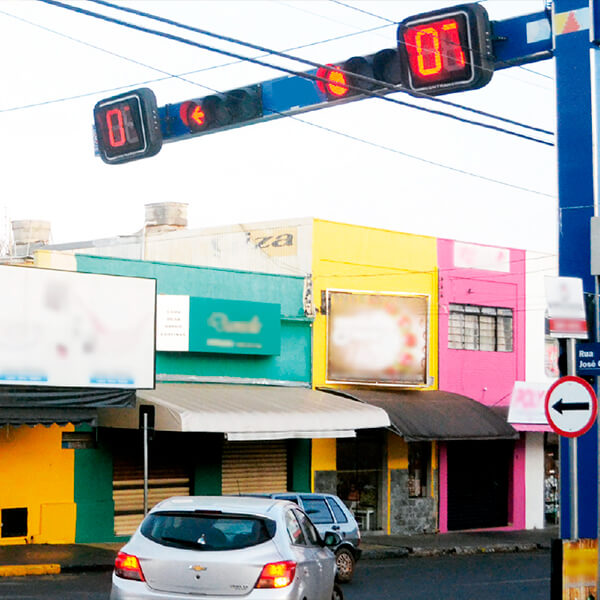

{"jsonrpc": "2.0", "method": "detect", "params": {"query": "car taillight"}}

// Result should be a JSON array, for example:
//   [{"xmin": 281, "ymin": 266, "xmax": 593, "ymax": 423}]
[
  {"xmin": 114, "ymin": 551, "xmax": 146, "ymax": 582},
  {"xmin": 255, "ymin": 561, "xmax": 296, "ymax": 588}
]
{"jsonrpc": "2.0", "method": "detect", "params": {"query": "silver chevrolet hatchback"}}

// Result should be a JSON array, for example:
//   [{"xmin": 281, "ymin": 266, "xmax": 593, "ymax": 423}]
[{"xmin": 110, "ymin": 496, "xmax": 340, "ymax": 600}]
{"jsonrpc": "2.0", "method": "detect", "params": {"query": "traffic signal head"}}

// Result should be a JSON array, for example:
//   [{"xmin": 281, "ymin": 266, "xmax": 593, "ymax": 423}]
[
  {"xmin": 316, "ymin": 49, "xmax": 402, "ymax": 100},
  {"xmin": 397, "ymin": 3, "xmax": 494, "ymax": 95},
  {"xmin": 183, "ymin": 85, "xmax": 263, "ymax": 134},
  {"xmin": 93, "ymin": 88, "xmax": 162, "ymax": 165}
]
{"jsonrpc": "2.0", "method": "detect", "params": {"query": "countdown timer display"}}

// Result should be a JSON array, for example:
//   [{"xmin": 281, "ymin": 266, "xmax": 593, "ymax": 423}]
[
  {"xmin": 397, "ymin": 3, "xmax": 493, "ymax": 95},
  {"xmin": 94, "ymin": 88, "xmax": 162, "ymax": 164}
]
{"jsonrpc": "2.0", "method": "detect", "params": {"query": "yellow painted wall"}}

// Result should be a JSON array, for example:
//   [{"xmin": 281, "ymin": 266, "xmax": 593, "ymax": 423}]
[
  {"xmin": 311, "ymin": 439, "xmax": 336, "ymax": 491},
  {"xmin": 311, "ymin": 219, "xmax": 438, "ymax": 389},
  {"xmin": 0, "ymin": 425, "xmax": 76, "ymax": 544},
  {"xmin": 34, "ymin": 249, "xmax": 77, "ymax": 271},
  {"xmin": 311, "ymin": 220, "xmax": 438, "ymax": 533}
]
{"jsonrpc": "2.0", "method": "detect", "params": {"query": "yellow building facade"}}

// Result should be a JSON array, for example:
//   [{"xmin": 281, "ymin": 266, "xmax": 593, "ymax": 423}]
[
  {"xmin": 309, "ymin": 220, "xmax": 438, "ymax": 534},
  {"xmin": 0, "ymin": 424, "xmax": 76, "ymax": 545}
]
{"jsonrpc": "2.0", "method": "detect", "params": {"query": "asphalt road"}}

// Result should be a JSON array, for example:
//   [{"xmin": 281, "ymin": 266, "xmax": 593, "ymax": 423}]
[{"xmin": 0, "ymin": 551, "xmax": 551, "ymax": 600}]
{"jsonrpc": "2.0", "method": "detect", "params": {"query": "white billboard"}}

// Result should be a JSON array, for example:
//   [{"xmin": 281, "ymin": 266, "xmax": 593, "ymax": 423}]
[{"xmin": 0, "ymin": 266, "xmax": 156, "ymax": 388}]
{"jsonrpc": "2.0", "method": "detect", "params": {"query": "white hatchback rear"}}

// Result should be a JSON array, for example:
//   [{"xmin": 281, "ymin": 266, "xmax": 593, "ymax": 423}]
[{"xmin": 110, "ymin": 496, "xmax": 338, "ymax": 600}]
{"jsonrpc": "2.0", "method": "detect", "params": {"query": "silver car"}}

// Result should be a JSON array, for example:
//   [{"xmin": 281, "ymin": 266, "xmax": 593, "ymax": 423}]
[
  {"xmin": 110, "ymin": 496, "xmax": 340, "ymax": 600},
  {"xmin": 262, "ymin": 493, "xmax": 361, "ymax": 583}
]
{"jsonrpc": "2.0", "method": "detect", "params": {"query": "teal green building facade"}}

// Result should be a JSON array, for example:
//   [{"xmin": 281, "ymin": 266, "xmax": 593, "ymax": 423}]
[{"xmin": 72, "ymin": 255, "xmax": 313, "ymax": 542}]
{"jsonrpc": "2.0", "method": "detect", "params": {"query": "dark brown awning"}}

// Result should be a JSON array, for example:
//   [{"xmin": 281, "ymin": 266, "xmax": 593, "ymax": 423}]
[
  {"xmin": 0, "ymin": 408, "xmax": 98, "ymax": 427},
  {"xmin": 319, "ymin": 388, "xmax": 518, "ymax": 442}
]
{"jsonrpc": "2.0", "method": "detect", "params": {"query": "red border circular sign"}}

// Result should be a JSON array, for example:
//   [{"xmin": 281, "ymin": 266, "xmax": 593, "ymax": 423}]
[{"xmin": 545, "ymin": 375, "xmax": 598, "ymax": 438}]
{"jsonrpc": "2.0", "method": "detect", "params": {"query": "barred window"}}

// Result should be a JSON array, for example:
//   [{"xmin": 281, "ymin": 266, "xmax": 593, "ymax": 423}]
[{"xmin": 448, "ymin": 304, "xmax": 513, "ymax": 352}]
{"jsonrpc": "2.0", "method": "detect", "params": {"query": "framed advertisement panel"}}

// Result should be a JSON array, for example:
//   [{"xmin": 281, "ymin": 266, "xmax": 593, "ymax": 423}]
[
  {"xmin": 326, "ymin": 290, "xmax": 429, "ymax": 386},
  {"xmin": 0, "ymin": 265, "xmax": 156, "ymax": 389}
]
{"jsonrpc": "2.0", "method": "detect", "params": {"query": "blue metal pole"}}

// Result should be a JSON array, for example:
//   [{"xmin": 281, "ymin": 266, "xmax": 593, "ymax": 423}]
[{"xmin": 554, "ymin": 0, "xmax": 598, "ymax": 540}]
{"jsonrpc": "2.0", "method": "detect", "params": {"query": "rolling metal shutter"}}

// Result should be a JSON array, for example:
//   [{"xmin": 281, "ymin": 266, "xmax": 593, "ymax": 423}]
[
  {"xmin": 113, "ymin": 457, "xmax": 190, "ymax": 538},
  {"xmin": 221, "ymin": 441, "xmax": 287, "ymax": 495}
]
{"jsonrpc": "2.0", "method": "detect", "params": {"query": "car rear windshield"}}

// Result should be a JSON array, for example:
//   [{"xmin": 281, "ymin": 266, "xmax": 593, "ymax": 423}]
[
  {"xmin": 141, "ymin": 511, "xmax": 276, "ymax": 551},
  {"xmin": 300, "ymin": 497, "xmax": 334, "ymax": 524}
]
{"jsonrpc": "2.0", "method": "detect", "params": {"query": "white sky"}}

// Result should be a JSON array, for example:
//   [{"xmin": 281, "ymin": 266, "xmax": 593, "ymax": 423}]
[{"xmin": 0, "ymin": 1, "xmax": 556, "ymax": 254}]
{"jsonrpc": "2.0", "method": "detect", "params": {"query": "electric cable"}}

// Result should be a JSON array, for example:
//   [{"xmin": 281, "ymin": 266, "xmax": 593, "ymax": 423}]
[
  {"xmin": 35, "ymin": 0, "xmax": 553, "ymax": 146},
  {"xmin": 88, "ymin": 0, "xmax": 554, "ymax": 138},
  {"xmin": 0, "ymin": 7, "xmax": 389, "ymax": 112},
  {"xmin": 0, "ymin": 4, "xmax": 554, "ymax": 199}
]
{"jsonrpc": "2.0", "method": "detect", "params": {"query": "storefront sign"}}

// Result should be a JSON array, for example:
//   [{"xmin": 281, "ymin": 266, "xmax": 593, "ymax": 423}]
[
  {"xmin": 157, "ymin": 295, "xmax": 281, "ymax": 355},
  {"xmin": 453, "ymin": 242, "xmax": 510, "ymax": 272},
  {"xmin": 326, "ymin": 291, "xmax": 428, "ymax": 386},
  {"xmin": 508, "ymin": 381, "xmax": 552, "ymax": 430}
]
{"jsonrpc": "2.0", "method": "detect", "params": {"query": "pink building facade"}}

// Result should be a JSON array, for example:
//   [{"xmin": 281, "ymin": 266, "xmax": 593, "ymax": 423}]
[{"xmin": 437, "ymin": 239, "xmax": 527, "ymax": 531}]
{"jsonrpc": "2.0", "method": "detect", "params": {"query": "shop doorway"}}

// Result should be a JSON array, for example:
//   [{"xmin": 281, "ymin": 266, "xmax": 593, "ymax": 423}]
[
  {"xmin": 336, "ymin": 430, "xmax": 385, "ymax": 531},
  {"xmin": 447, "ymin": 440, "xmax": 513, "ymax": 530}
]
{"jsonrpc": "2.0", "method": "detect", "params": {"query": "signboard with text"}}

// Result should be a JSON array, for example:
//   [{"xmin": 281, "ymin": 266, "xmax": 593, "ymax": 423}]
[{"xmin": 156, "ymin": 295, "xmax": 281, "ymax": 355}]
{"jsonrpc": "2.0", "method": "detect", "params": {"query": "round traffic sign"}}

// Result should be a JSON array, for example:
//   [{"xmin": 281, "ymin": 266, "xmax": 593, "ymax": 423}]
[{"xmin": 545, "ymin": 375, "xmax": 598, "ymax": 438}]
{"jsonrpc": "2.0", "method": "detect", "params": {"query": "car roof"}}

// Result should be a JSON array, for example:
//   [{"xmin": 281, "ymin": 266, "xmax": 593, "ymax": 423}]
[{"xmin": 150, "ymin": 495, "xmax": 289, "ymax": 515}]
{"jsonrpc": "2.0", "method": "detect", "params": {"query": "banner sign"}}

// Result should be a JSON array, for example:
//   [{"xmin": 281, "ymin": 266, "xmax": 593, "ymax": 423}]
[{"xmin": 326, "ymin": 291, "xmax": 429, "ymax": 386}]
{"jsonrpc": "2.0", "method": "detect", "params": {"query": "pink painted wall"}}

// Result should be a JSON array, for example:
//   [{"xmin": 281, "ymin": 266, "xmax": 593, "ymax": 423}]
[
  {"xmin": 437, "ymin": 239, "xmax": 526, "ymax": 406},
  {"xmin": 437, "ymin": 240, "xmax": 527, "ymax": 531}
]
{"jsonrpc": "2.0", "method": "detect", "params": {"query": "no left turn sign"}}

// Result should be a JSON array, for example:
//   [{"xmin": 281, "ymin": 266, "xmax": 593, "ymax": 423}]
[{"xmin": 545, "ymin": 375, "xmax": 598, "ymax": 437}]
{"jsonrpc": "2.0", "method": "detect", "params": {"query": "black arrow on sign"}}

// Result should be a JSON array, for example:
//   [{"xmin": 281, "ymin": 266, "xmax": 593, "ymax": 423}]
[{"xmin": 552, "ymin": 398, "xmax": 590, "ymax": 414}]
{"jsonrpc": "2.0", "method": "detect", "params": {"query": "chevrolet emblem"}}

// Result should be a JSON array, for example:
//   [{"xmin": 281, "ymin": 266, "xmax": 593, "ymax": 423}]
[{"xmin": 190, "ymin": 565, "xmax": 207, "ymax": 572}]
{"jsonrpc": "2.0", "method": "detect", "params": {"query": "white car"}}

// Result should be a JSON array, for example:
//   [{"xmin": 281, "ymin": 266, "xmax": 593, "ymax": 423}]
[{"xmin": 110, "ymin": 495, "xmax": 341, "ymax": 600}]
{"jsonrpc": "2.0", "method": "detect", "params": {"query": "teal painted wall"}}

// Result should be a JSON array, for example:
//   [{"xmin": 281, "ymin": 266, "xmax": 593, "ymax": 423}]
[
  {"xmin": 192, "ymin": 434, "xmax": 223, "ymax": 495},
  {"xmin": 288, "ymin": 439, "xmax": 311, "ymax": 492},
  {"xmin": 72, "ymin": 255, "xmax": 313, "ymax": 542},
  {"xmin": 74, "ymin": 426, "xmax": 115, "ymax": 543},
  {"xmin": 75, "ymin": 255, "xmax": 312, "ymax": 382}
]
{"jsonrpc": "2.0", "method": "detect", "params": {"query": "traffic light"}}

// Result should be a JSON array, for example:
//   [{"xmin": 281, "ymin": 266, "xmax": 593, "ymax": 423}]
[
  {"xmin": 315, "ymin": 48, "xmax": 402, "ymax": 100},
  {"xmin": 181, "ymin": 85, "xmax": 263, "ymax": 134},
  {"xmin": 397, "ymin": 3, "xmax": 494, "ymax": 95},
  {"xmin": 93, "ymin": 88, "xmax": 162, "ymax": 164}
]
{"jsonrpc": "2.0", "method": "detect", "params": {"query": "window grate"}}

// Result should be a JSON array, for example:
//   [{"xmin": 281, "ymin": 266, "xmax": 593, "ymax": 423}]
[{"xmin": 448, "ymin": 304, "xmax": 513, "ymax": 352}]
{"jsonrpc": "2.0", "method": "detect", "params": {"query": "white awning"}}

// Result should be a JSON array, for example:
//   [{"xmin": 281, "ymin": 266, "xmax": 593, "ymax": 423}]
[{"xmin": 97, "ymin": 383, "xmax": 391, "ymax": 441}]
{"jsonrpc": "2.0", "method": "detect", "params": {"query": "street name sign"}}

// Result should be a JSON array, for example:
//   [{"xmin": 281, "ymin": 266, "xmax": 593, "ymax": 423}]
[
  {"xmin": 575, "ymin": 342, "xmax": 600, "ymax": 376},
  {"xmin": 545, "ymin": 375, "xmax": 598, "ymax": 438}
]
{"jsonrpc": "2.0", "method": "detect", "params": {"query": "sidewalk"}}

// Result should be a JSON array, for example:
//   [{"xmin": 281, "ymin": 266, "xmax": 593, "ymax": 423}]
[{"xmin": 0, "ymin": 526, "xmax": 557, "ymax": 577}]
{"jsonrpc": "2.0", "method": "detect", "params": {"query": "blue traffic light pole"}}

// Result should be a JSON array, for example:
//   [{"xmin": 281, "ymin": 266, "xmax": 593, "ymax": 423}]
[{"xmin": 554, "ymin": 0, "xmax": 599, "ymax": 546}]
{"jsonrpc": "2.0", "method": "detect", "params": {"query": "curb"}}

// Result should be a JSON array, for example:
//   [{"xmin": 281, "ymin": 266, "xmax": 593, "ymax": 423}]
[
  {"xmin": 0, "ymin": 564, "xmax": 61, "ymax": 577},
  {"xmin": 362, "ymin": 543, "xmax": 548, "ymax": 560}
]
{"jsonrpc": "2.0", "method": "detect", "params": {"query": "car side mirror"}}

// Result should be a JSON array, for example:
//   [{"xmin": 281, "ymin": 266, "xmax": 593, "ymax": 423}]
[{"xmin": 323, "ymin": 532, "xmax": 342, "ymax": 547}]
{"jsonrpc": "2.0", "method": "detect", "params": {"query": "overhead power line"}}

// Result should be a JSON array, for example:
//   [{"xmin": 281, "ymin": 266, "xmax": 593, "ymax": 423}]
[
  {"xmin": 0, "ymin": 4, "xmax": 553, "ymax": 197},
  {"xmin": 0, "ymin": 7, "xmax": 389, "ymax": 112},
  {"xmin": 37, "ymin": 0, "xmax": 553, "ymax": 146},
  {"xmin": 89, "ymin": 0, "xmax": 554, "ymax": 138}
]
